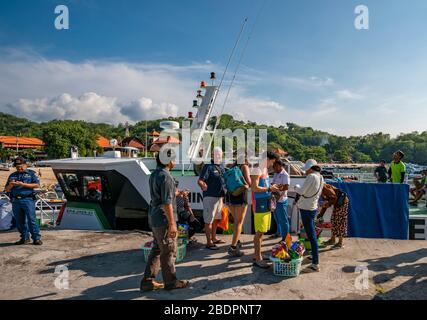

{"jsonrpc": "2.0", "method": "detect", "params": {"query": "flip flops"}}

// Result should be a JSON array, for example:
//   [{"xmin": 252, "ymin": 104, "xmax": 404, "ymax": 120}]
[
  {"xmin": 332, "ymin": 243, "xmax": 344, "ymax": 250},
  {"xmin": 213, "ymin": 239, "xmax": 226, "ymax": 244},
  {"xmin": 302, "ymin": 264, "xmax": 320, "ymax": 273},
  {"xmin": 253, "ymin": 260, "xmax": 270, "ymax": 269},
  {"xmin": 206, "ymin": 244, "xmax": 220, "ymax": 250},
  {"xmin": 252, "ymin": 255, "xmax": 270, "ymax": 262},
  {"xmin": 322, "ymin": 239, "xmax": 336, "ymax": 246}
]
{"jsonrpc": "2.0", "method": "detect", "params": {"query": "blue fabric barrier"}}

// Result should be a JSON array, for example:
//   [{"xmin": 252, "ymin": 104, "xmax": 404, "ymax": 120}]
[{"xmin": 329, "ymin": 182, "xmax": 409, "ymax": 240}]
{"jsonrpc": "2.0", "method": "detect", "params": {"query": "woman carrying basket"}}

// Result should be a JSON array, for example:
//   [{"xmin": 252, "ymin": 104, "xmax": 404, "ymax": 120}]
[{"xmin": 317, "ymin": 184, "xmax": 349, "ymax": 249}]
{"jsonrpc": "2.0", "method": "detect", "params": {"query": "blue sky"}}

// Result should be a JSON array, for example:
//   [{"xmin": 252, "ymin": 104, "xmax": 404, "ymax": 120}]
[{"xmin": 0, "ymin": 0, "xmax": 426, "ymax": 136}]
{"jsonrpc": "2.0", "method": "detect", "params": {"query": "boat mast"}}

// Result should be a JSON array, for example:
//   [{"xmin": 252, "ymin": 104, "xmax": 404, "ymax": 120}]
[{"xmin": 187, "ymin": 18, "xmax": 248, "ymax": 163}]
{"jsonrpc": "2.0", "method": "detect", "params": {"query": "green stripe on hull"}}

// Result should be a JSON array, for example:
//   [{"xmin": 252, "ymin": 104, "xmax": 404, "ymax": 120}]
[{"xmin": 66, "ymin": 201, "xmax": 111, "ymax": 229}]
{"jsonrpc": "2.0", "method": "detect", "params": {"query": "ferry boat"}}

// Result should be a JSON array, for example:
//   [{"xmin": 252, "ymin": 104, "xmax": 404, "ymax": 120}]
[{"xmin": 43, "ymin": 74, "xmax": 308, "ymax": 232}]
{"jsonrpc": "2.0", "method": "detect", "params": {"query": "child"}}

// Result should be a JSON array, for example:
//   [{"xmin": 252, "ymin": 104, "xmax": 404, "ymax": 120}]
[{"xmin": 175, "ymin": 183, "xmax": 201, "ymax": 241}]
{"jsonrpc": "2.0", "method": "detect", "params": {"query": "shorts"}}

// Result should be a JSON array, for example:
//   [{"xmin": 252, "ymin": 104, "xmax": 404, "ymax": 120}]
[
  {"xmin": 254, "ymin": 212, "xmax": 271, "ymax": 233},
  {"xmin": 226, "ymin": 191, "xmax": 247, "ymax": 206},
  {"xmin": 203, "ymin": 197, "xmax": 223, "ymax": 224}
]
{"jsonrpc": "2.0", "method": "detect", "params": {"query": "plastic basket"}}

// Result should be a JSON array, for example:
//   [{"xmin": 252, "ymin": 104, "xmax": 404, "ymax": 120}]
[
  {"xmin": 270, "ymin": 257, "xmax": 303, "ymax": 277},
  {"xmin": 299, "ymin": 237, "xmax": 322, "ymax": 250},
  {"xmin": 141, "ymin": 241, "xmax": 187, "ymax": 263}
]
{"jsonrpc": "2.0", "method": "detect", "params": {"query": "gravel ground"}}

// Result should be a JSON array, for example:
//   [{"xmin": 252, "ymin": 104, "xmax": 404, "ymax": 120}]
[{"xmin": 0, "ymin": 230, "xmax": 426, "ymax": 300}]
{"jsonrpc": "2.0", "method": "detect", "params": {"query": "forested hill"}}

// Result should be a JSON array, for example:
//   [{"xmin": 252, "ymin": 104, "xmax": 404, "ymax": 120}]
[{"xmin": 0, "ymin": 112, "xmax": 426, "ymax": 165}]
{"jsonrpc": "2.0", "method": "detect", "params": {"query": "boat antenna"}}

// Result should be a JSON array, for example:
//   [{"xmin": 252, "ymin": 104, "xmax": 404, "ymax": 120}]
[
  {"xmin": 188, "ymin": 17, "xmax": 248, "ymax": 166},
  {"xmin": 208, "ymin": 0, "xmax": 268, "ymax": 152},
  {"xmin": 214, "ymin": 17, "xmax": 248, "ymax": 96}
]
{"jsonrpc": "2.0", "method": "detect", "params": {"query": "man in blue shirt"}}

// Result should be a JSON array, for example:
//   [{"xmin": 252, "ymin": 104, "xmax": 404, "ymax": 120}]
[
  {"xmin": 198, "ymin": 147, "xmax": 226, "ymax": 250},
  {"xmin": 4, "ymin": 157, "xmax": 42, "ymax": 245}
]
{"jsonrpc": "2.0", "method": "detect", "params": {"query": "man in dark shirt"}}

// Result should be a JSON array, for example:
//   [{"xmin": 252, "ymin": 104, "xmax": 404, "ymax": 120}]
[
  {"xmin": 374, "ymin": 160, "xmax": 388, "ymax": 183},
  {"xmin": 140, "ymin": 148, "xmax": 189, "ymax": 292},
  {"xmin": 5, "ymin": 157, "xmax": 42, "ymax": 245},
  {"xmin": 198, "ymin": 147, "xmax": 226, "ymax": 250}
]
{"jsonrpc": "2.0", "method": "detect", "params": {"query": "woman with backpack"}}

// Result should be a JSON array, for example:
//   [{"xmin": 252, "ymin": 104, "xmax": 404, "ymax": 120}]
[
  {"xmin": 225, "ymin": 151, "xmax": 251, "ymax": 257},
  {"xmin": 317, "ymin": 184, "xmax": 349, "ymax": 249}
]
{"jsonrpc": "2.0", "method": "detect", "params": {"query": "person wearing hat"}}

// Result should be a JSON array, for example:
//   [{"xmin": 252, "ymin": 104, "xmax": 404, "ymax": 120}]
[
  {"xmin": 388, "ymin": 150, "xmax": 406, "ymax": 184},
  {"xmin": 4, "ymin": 157, "xmax": 42, "ymax": 245},
  {"xmin": 294, "ymin": 159, "xmax": 324, "ymax": 272}
]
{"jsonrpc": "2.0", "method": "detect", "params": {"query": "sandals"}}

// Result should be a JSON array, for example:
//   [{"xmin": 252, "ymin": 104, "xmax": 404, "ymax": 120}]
[
  {"xmin": 165, "ymin": 280, "xmax": 190, "ymax": 291},
  {"xmin": 213, "ymin": 239, "xmax": 226, "ymax": 244},
  {"xmin": 303, "ymin": 264, "xmax": 320, "ymax": 273},
  {"xmin": 140, "ymin": 280, "xmax": 164, "ymax": 292},
  {"xmin": 322, "ymin": 239, "xmax": 336, "ymax": 246},
  {"xmin": 332, "ymin": 243, "xmax": 344, "ymax": 249},
  {"xmin": 252, "ymin": 255, "xmax": 270, "ymax": 262},
  {"xmin": 206, "ymin": 244, "xmax": 220, "ymax": 250},
  {"xmin": 253, "ymin": 260, "xmax": 270, "ymax": 269}
]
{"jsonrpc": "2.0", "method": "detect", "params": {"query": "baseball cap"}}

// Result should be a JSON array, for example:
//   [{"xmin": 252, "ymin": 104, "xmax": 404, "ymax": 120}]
[
  {"xmin": 301, "ymin": 159, "xmax": 318, "ymax": 172},
  {"xmin": 13, "ymin": 157, "xmax": 27, "ymax": 166}
]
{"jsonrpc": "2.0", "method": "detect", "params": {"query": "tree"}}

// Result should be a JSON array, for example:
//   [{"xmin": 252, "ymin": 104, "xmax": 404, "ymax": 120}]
[
  {"xmin": 353, "ymin": 151, "xmax": 372, "ymax": 163},
  {"xmin": 42, "ymin": 121, "xmax": 97, "ymax": 159},
  {"xmin": 1, "ymin": 112, "xmax": 426, "ymax": 165},
  {"xmin": 334, "ymin": 150, "xmax": 351, "ymax": 163}
]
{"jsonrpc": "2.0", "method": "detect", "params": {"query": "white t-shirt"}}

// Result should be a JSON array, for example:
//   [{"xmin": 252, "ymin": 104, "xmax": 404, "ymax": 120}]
[
  {"xmin": 272, "ymin": 169, "xmax": 290, "ymax": 202},
  {"xmin": 295, "ymin": 172, "xmax": 324, "ymax": 211}
]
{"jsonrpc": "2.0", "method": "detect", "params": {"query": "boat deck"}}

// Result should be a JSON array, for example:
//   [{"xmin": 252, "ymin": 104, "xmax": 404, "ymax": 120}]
[{"xmin": 410, "ymin": 203, "xmax": 427, "ymax": 216}]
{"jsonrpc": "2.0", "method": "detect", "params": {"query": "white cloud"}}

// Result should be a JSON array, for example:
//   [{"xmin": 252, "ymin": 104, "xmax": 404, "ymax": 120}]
[
  {"xmin": 281, "ymin": 76, "xmax": 335, "ymax": 90},
  {"xmin": 335, "ymin": 89, "xmax": 364, "ymax": 100},
  {"xmin": 121, "ymin": 98, "xmax": 179, "ymax": 120},
  {"xmin": 1, "ymin": 49, "xmax": 426, "ymax": 137},
  {"xmin": 5, "ymin": 93, "xmax": 127, "ymax": 124}
]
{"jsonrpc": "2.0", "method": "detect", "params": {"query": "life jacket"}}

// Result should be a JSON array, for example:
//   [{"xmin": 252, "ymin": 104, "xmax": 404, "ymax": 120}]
[{"xmin": 252, "ymin": 172, "xmax": 271, "ymax": 213}]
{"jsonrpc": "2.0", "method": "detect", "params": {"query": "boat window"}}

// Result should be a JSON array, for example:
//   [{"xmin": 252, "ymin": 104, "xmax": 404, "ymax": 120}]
[
  {"xmin": 83, "ymin": 176, "xmax": 104, "ymax": 202},
  {"xmin": 58, "ymin": 173, "xmax": 81, "ymax": 197}
]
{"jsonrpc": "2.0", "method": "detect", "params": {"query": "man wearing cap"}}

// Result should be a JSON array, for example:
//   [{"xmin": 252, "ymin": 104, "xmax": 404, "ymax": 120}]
[
  {"xmin": 4, "ymin": 157, "xmax": 42, "ymax": 245},
  {"xmin": 388, "ymin": 151, "xmax": 406, "ymax": 184},
  {"xmin": 295, "ymin": 159, "xmax": 324, "ymax": 272}
]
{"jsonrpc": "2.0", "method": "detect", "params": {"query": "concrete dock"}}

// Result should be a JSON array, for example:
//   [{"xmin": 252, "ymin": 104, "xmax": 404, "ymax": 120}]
[{"xmin": 0, "ymin": 230, "xmax": 426, "ymax": 300}]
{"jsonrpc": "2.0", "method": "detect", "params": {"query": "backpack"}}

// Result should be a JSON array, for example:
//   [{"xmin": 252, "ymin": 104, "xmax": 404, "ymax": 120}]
[{"xmin": 223, "ymin": 165, "xmax": 248, "ymax": 196}]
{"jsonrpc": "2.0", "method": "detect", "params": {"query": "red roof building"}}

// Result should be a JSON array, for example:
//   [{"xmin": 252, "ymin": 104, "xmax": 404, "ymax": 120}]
[
  {"xmin": 149, "ymin": 135, "xmax": 180, "ymax": 152},
  {"xmin": 270, "ymin": 147, "xmax": 289, "ymax": 157},
  {"xmin": 120, "ymin": 137, "xmax": 145, "ymax": 151},
  {"xmin": 0, "ymin": 136, "xmax": 45, "ymax": 149},
  {"xmin": 96, "ymin": 135, "xmax": 111, "ymax": 149},
  {"xmin": 152, "ymin": 136, "xmax": 181, "ymax": 145}
]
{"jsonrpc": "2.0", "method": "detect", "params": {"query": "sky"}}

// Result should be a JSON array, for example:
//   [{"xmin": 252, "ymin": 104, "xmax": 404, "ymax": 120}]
[{"xmin": 0, "ymin": 0, "xmax": 426, "ymax": 137}]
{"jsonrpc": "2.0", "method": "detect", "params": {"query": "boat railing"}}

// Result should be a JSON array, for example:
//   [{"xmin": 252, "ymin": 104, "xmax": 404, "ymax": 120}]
[
  {"xmin": 35, "ymin": 195, "xmax": 64, "ymax": 226},
  {"xmin": 333, "ymin": 172, "xmax": 417, "ymax": 185}
]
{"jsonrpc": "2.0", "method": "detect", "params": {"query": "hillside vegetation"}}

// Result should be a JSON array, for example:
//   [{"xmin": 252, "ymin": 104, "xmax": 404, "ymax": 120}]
[{"xmin": 0, "ymin": 112, "xmax": 426, "ymax": 164}]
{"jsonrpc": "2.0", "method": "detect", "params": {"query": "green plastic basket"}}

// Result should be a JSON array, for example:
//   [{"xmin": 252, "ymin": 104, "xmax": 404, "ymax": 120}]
[
  {"xmin": 299, "ymin": 237, "xmax": 322, "ymax": 250},
  {"xmin": 141, "ymin": 241, "xmax": 187, "ymax": 263},
  {"xmin": 270, "ymin": 257, "xmax": 303, "ymax": 277},
  {"xmin": 222, "ymin": 222, "xmax": 234, "ymax": 235}
]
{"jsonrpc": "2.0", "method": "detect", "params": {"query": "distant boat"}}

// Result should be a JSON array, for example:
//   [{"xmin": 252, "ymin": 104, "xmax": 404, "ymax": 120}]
[{"xmin": 0, "ymin": 164, "xmax": 10, "ymax": 171}]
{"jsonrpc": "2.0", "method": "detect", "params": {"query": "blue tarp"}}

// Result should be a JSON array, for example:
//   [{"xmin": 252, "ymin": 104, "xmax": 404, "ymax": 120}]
[{"xmin": 329, "ymin": 182, "xmax": 409, "ymax": 240}]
